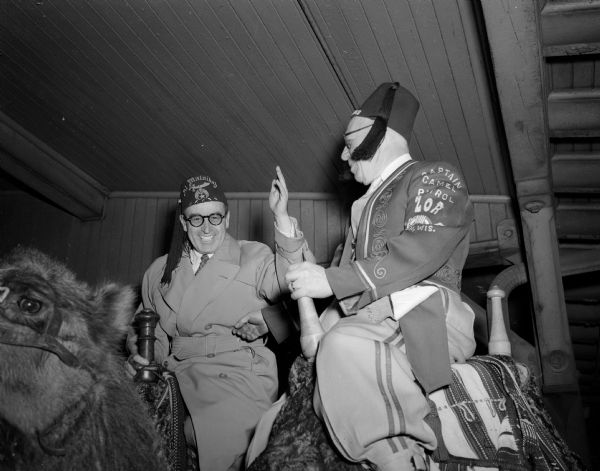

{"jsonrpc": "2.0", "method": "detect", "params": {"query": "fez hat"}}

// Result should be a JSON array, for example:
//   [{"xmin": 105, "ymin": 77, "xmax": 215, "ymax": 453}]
[
  {"xmin": 161, "ymin": 174, "xmax": 227, "ymax": 285},
  {"xmin": 354, "ymin": 82, "xmax": 419, "ymax": 141},
  {"xmin": 179, "ymin": 175, "xmax": 227, "ymax": 209}
]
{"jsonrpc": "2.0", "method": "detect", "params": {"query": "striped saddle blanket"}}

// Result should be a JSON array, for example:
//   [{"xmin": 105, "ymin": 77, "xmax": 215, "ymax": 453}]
[
  {"xmin": 247, "ymin": 355, "xmax": 585, "ymax": 471},
  {"xmin": 426, "ymin": 355, "xmax": 584, "ymax": 470}
]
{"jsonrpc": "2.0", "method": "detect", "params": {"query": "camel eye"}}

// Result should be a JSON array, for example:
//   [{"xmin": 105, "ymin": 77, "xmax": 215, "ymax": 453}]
[{"xmin": 18, "ymin": 297, "xmax": 42, "ymax": 314}]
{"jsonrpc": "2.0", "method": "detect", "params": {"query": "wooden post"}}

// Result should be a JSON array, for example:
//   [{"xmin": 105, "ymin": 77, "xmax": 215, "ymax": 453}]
[
  {"xmin": 487, "ymin": 286, "xmax": 511, "ymax": 356},
  {"xmin": 480, "ymin": 0, "xmax": 589, "ymax": 461}
]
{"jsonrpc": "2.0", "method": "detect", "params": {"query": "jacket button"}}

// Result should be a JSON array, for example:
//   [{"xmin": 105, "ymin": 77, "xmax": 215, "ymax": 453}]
[
  {"xmin": 207, "ymin": 353, "xmax": 215, "ymax": 358},
  {"xmin": 205, "ymin": 324, "xmax": 212, "ymax": 330},
  {"xmin": 163, "ymin": 361, "xmax": 169, "ymax": 367},
  {"xmin": 219, "ymin": 373, "xmax": 227, "ymax": 378}
]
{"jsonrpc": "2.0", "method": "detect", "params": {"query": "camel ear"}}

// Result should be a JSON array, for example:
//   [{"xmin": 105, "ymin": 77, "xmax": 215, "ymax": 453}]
[{"xmin": 95, "ymin": 283, "xmax": 136, "ymax": 335}]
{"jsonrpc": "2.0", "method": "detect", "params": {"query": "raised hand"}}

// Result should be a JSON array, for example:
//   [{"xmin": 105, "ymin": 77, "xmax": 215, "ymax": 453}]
[{"xmin": 269, "ymin": 166, "xmax": 293, "ymax": 234}]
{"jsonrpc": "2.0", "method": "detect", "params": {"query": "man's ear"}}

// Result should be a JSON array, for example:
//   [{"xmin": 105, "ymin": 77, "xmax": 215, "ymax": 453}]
[
  {"xmin": 179, "ymin": 214, "xmax": 188, "ymax": 233},
  {"xmin": 225, "ymin": 211, "xmax": 230, "ymax": 229}
]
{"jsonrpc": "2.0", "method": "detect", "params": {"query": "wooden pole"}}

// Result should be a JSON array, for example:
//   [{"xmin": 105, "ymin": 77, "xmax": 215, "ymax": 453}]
[
  {"xmin": 297, "ymin": 297, "xmax": 324, "ymax": 360},
  {"xmin": 487, "ymin": 286, "xmax": 511, "ymax": 356}
]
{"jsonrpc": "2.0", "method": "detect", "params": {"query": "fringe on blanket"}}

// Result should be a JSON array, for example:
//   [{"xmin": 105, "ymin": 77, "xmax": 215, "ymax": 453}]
[{"xmin": 426, "ymin": 355, "xmax": 586, "ymax": 471}]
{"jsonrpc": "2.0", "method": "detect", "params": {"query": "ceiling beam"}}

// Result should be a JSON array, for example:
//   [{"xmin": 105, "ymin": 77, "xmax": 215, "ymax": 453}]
[
  {"xmin": 541, "ymin": 0, "xmax": 600, "ymax": 52},
  {"xmin": 556, "ymin": 202, "xmax": 600, "ymax": 240},
  {"xmin": 548, "ymin": 89, "xmax": 600, "ymax": 138},
  {"xmin": 0, "ymin": 113, "xmax": 107, "ymax": 220},
  {"xmin": 552, "ymin": 152, "xmax": 600, "ymax": 193}
]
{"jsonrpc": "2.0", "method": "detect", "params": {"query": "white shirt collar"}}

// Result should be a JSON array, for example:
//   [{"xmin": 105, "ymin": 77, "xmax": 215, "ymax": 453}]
[
  {"xmin": 189, "ymin": 249, "xmax": 213, "ymax": 273},
  {"xmin": 350, "ymin": 153, "xmax": 412, "ymax": 236},
  {"xmin": 369, "ymin": 153, "xmax": 412, "ymax": 192}
]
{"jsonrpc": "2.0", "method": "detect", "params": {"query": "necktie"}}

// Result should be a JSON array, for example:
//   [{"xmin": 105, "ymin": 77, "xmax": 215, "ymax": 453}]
[{"xmin": 196, "ymin": 253, "xmax": 210, "ymax": 273}]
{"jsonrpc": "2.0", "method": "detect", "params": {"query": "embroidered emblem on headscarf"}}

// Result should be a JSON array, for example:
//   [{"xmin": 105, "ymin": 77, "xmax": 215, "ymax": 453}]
[{"xmin": 189, "ymin": 182, "xmax": 210, "ymax": 202}]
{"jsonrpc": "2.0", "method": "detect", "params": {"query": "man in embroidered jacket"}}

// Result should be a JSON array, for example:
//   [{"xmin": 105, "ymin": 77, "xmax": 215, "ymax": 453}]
[
  {"xmin": 286, "ymin": 83, "xmax": 476, "ymax": 471},
  {"xmin": 127, "ymin": 167, "xmax": 306, "ymax": 471}
]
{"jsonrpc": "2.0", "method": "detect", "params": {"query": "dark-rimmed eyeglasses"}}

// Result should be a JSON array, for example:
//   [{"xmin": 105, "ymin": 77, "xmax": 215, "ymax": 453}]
[
  {"xmin": 184, "ymin": 213, "xmax": 225, "ymax": 227},
  {"xmin": 343, "ymin": 124, "xmax": 372, "ymax": 137}
]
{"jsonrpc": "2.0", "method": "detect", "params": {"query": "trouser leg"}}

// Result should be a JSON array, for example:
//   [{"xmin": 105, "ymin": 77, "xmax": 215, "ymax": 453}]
[
  {"xmin": 171, "ymin": 350, "xmax": 278, "ymax": 471},
  {"xmin": 314, "ymin": 317, "xmax": 436, "ymax": 470}
]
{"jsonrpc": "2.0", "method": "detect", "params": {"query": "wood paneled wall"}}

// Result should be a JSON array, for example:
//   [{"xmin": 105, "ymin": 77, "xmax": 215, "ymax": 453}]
[
  {"xmin": 0, "ymin": 191, "xmax": 514, "ymax": 288},
  {"xmin": 0, "ymin": 191, "xmax": 347, "ymax": 287}
]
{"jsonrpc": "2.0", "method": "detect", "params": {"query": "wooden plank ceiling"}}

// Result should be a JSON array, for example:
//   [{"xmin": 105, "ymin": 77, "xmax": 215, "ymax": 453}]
[
  {"xmin": 2, "ymin": 0, "xmax": 600, "ymax": 460},
  {"xmin": 0, "ymin": 0, "xmax": 509, "ymax": 212}
]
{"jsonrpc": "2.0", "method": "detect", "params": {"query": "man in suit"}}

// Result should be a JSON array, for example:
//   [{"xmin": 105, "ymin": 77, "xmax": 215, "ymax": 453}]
[
  {"xmin": 127, "ymin": 166, "xmax": 306, "ymax": 471},
  {"xmin": 285, "ymin": 83, "xmax": 477, "ymax": 470}
]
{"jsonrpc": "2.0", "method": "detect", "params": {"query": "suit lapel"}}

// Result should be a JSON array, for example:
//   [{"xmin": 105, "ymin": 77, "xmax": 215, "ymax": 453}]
[
  {"xmin": 158, "ymin": 256, "xmax": 194, "ymax": 315},
  {"xmin": 157, "ymin": 234, "xmax": 241, "ymax": 329},
  {"xmin": 179, "ymin": 234, "xmax": 241, "ymax": 324}
]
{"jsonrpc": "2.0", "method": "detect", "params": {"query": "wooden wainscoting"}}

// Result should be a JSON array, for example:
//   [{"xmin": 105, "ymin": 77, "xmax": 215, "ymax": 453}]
[{"xmin": 1, "ymin": 191, "xmax": 514, "ymax": 287}]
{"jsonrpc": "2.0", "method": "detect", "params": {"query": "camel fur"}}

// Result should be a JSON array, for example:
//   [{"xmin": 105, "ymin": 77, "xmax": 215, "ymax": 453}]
[{"xmin": 0, "ymin": 247, "xmax": 167, "ymax": 471}]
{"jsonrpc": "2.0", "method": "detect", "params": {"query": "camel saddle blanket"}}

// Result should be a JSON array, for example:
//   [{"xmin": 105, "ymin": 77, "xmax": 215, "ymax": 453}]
[{"xmin": 247, "ymin": 355, "xmax": 585, "ymax": 471}]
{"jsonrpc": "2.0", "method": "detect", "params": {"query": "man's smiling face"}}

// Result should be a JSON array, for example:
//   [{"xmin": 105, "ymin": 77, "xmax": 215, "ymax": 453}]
[{"xmin": 179, "ymin": 201, "xmax": 229, "ymax": 254}]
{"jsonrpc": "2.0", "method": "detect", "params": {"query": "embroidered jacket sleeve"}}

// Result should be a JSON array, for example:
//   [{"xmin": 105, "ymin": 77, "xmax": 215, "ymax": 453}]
[
  {"xmin": 326, "ymin": 162, "xmax": 473, "ymax": 310},
  {"xmin": 253, "ymin": 216, "xmax": 306, "ymax": 301}
]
